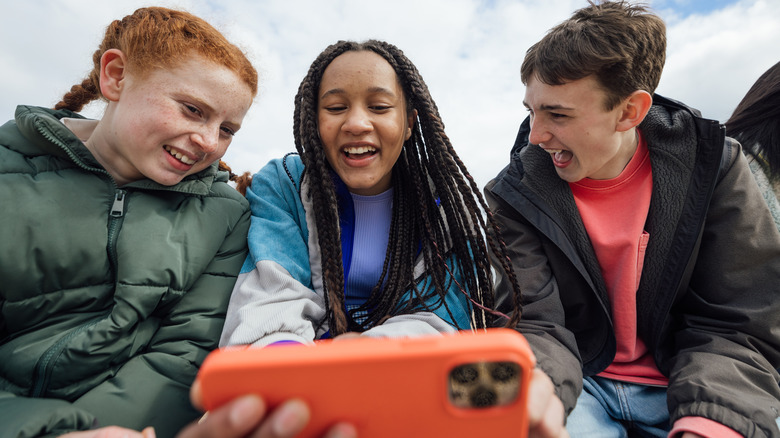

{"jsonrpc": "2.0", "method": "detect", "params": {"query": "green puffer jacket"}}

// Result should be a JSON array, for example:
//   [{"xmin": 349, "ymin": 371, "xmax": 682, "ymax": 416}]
[{"xmin": 0, "ymin": 106, "xmax": 251, "ymax": 437}]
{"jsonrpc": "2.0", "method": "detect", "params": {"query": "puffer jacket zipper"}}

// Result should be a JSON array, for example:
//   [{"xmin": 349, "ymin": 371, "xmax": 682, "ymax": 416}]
[
  {"xmin": 29, "ymin": 117, "xmax": 125, "ymax": 397},
  {"xmin": 108, "ymin": 189, "xmax": 127, "ymax": 272},
  {"xmin": 33, "ymin": 116, "xmax": 126, "ymax": 275}
]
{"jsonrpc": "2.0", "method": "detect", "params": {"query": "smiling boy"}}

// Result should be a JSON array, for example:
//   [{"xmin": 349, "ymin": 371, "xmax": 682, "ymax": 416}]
[{"xmin": 486, "ymin": 1, "xmax": 780, "ymax": 437}]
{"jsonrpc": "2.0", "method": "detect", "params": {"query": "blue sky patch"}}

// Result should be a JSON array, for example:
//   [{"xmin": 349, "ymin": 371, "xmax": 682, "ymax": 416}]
[{"xmin": 651, "ymin": 0, "xmax": 740, "ymax": 17}]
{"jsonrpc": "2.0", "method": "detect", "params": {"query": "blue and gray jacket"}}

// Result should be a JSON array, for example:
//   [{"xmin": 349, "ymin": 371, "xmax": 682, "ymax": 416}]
[{"xmin": 220, "ymin": 154, "xmax": 473, "ymax": 347}]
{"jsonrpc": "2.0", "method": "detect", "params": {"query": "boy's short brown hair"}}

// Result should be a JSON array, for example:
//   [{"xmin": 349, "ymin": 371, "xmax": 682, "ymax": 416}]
[{"xmin": 521, "ymin": 0, "xmax": 666, "ymax": 110}]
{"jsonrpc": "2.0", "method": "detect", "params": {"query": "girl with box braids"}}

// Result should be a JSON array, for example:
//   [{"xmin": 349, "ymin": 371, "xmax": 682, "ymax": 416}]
[{"xmin": 291, "ymin": 40, "xmax": 523, "ymax": 335}]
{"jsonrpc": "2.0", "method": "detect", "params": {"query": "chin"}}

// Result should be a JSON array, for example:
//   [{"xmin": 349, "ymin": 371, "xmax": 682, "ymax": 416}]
[
  {"xmin": 554, "ymin": 170, "xmax": 573, "ymax": 182},
  {"xmin": 553, "ymin": 165, "xmax": 586, "ymax": 183},
  {"xmin": 152, "ymin": 174, "xmax": 187, "ymax": 187}
]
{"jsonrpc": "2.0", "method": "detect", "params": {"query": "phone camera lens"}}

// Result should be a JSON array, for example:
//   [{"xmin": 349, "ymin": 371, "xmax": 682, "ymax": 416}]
[
  {"xmin": 491, "ymin": 362, "xmax": 519, "ymax": 382},
  {"xmin": 451, "ymin": 364, "xmax": 478, "ymax": 384},
  {"xmin": 470, "ymin": 387, "xmax": 498, "ymax": 408}
]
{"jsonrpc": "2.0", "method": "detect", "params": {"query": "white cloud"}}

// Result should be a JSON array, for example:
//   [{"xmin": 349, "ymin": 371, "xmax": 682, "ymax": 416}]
[
  {"xmin": 658, "ymin": 0, "xmax": 780, "ymax": 122},
  {"xmin": 2, "ymin": 0, "xmax": 777, "ymax": 189}
]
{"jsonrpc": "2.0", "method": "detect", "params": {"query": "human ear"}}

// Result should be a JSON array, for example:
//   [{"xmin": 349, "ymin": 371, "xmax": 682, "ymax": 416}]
[
  {"xmin": 405, "ymin": 109, "xmax": 418, "ymax": 141},
  {"xmin": 616, "ymin": 90, "xmax": 652, "ymax": 132},
  {"xmin": 99, "ymin": 49, "xmax": 128, "ymax": 102}
]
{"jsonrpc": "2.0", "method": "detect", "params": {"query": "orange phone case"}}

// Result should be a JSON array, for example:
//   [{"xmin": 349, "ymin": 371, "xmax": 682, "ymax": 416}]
[{"xmin": 198, "ymin": 328, "xmax": 534, "ymax": 438}]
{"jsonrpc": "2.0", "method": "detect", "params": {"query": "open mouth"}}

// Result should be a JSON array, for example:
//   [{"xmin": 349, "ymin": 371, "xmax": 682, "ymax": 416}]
[
  {"xmin": 343, "ymin": 145, "xmax": 377, "ymax": 159},
  {"xmin": 547, "ymin": 149, "xmax": 573, "ymax": 165},
  {"xmin": 164, "ymin": 145, "xmax": 197, "ymax": 165}
]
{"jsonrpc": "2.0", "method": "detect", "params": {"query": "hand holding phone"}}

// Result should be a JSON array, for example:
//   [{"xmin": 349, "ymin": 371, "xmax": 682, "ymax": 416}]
[{"xmin": 197, "ymin": 328, "xmax": 534, "ymax": 438}]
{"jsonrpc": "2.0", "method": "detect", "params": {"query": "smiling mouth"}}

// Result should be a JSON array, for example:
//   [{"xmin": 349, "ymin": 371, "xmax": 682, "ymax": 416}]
[
  {"xmin": 343, "ymin": 145, "xmax": 377, "ymax": 158},
  {"xmin": 164, "ymin": 145, "xmax": 197, "ymax": 165}
]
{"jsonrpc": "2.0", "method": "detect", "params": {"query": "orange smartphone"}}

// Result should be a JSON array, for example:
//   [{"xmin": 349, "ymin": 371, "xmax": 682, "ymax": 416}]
[{"xmin": 197, "ymin": 328, "xmax": 534, "ymax": 438}]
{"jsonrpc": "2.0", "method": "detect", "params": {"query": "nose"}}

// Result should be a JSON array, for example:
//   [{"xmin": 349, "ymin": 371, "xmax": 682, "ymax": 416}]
[
  {"xmin": 193, "ymin": 125, "xmax": 220, "ymax": 154},
  {"xmin": 527, "ymin": 115, "xmax": 551, "ymax": 146},
  {"xmin": 342, "ymin": 107, "xmax": 372, "ymax": 135}
]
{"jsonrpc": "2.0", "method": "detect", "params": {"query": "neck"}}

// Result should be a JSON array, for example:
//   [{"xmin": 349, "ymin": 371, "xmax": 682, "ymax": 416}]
[
  {"xmin": 82, "ymin": 121, "xmax": 134, "ymax": 187},
  {"xmin": 618, "ymin": 128, "xmax": 640, "ymax": 169}
]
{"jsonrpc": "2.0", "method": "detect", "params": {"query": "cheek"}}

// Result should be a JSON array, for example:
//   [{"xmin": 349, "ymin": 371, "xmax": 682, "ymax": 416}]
[
  {"xmin": 387, "ymin": 121, "xmax": 409, "ymax": 146},
  {"xmin": 317, "ymin": 124, "xmax": 339, "ymax": 154},
  {"xmin": 138, "ymin": 107, "xmax": 177, "ymax": 137},
  {"xmin": 213, "ymin": 139, "xmax": 231, "ymax": 158},
  {"xmin": 117, "ymin": 108, "xmax": 147, "ymax": 135},
  {"xmin": 321, "ymin": 142, "xmax": 341, "ymax": 169},
  {"xmin": 318, "ymin": 119, "xmax": 338, "ymax": 138}
]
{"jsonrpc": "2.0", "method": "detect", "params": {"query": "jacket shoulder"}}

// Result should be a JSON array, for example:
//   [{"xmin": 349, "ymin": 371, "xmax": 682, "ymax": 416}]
[
  {"xmin": 0, "ymin": 106, "xmax": 88, "ymax": 175},
  {"xmin": 257, "ymin": 153, "xmax": 304, "ymax": 188},
  {"xmin": 3, "ymin": 106, "xmax": 84, "ymax": 152},
  {"xmin": 717, "ymin": 136, "xmax": 742, "ymax": 182}
]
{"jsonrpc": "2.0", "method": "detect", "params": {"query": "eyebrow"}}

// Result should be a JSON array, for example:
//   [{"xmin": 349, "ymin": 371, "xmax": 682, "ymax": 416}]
[
  {"xmin": 189, "ymin": 94, "xmax": 215, "ymax": 113},
  {"xmin": 523, "ymin": 101, "xmax": 575, "ymax": 111},
  {"xmin": 320, "ymin": 86, "xmax": 397, "ymax": 100}
]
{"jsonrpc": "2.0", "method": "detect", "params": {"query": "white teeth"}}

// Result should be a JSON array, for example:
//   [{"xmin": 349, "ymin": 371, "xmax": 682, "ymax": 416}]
[
  {"xmin": 344, "ymin": 145, "xmax": 376, "ymax": 155},
  {"xmin": 177, "ymin": 153, "xmax": 196, "ymax": 165},
  {"xmin": 164, "ymin": 146, "xmax": 196, "ymax": 165}
]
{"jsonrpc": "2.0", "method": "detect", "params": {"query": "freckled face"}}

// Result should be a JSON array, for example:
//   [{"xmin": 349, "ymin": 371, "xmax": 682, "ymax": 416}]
[
  {"xmin": 524, "ymin": 75, "xmax": 636, "ymax": 182},
  {"xmin": 317, "ymin": 51, "xmax": 414, "ymax": 196},
  {"xmin": 91, "ymin": 55, "xmax": 254, "ymax": 186}
]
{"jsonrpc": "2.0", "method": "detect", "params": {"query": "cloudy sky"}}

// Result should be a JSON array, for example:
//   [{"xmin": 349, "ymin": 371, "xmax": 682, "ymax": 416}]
[{"xmin": 2, "ymin": 0, "xmax": 778, "ymax": 188}]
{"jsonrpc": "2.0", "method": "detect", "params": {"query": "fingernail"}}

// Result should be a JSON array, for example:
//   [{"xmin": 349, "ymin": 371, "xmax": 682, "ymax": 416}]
[
  {"xmin": 230, "ymin": 396, "xmax": 262, "ymax": 427},
  {"xmin": 272, "ymin": 400, "xmax": 307, "ymax": 436},
  {"xmin": 330, "ymin": 423, "xmax": 358, "ymax": 438}
]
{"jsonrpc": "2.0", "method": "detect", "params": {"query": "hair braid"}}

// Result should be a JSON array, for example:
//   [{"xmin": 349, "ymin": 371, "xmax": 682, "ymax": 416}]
[
  {"xmin": 54, "ymin": 76, "xmax": 101, "ymax": 112},
  {"xmin": 293, "ymin": 44, "xmax": 358, "ymax": 335},
  {"xmin": 360, "ymin": 169, "xmax": 416, "ymax": 319},
  {"xmin": 405, "ymin": 73, "xmax": 488, "ymax": 308}
]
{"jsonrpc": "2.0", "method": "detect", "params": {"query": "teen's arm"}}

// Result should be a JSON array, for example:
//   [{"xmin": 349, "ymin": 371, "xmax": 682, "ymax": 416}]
[
  {"xmin": 665, "ymin": 140, "xmax": 780, "ymax": 436},
  {"xmin": 220, "ymin": 158, "xmax": 325, "ymax": 347},
  {"xmin": 484, "ymin": 183, "xmax": 584, "ymax": 415}
]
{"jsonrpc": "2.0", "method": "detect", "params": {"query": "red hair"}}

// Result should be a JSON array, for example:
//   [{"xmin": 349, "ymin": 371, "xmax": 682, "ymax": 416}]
[{"xmin": 55, "ymin": 7, "xmax": 257, "ymax": 112}]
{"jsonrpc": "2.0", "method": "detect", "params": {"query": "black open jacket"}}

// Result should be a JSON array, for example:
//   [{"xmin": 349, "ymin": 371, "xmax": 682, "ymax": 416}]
[{"xmin": 486, "ymin": 95, "xmax": 780, "ymax": 437}]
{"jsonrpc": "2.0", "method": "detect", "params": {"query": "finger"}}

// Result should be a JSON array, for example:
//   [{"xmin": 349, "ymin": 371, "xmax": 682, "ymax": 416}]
[
  {"xmin": 190, "ymin": 379, "xmax": 204, "ymax": 411},
  {"xmin": 527, "ymin": 368, "xmax": 554, "ymax": 427},
  {"xmin": 323, "ymin": 422, "xmax": 358, "ymax": 438},
  {"xmin": 252, "ymin": 399, "xmax": 311, "ymax": 438},
  {"xmin": 178, "ymin": 395, "xmax": 267, "ymax": 438},
  {"xmin": 60, "ymin": 426, "xmax": 149, "ymax": 438},
  {"xmin": 332, "ymin": 332, "xmax": 362, "ymax": 342},
  {"xmin": 535, "ymin": 391, "xmax": 566, "ymax": 438}
]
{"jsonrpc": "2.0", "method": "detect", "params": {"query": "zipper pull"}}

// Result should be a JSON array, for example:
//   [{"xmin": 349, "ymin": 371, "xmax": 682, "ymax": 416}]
[{"xmin": 111, "ymin": 190, "xmax": 126, "ymax": 218}]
